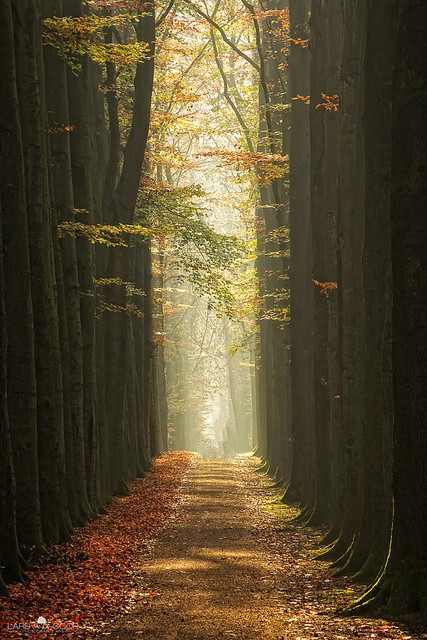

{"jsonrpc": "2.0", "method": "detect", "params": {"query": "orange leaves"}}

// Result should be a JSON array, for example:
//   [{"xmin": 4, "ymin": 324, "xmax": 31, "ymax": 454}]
[
  {"xmin": 0, "ymin": 453, "xmax": 193, "ymax": 639},
  {"xmin": 312, "ymin": 279, "xmax": 338, "ymax": 297},
  {"xmin": 287, "ymin": 36, "xmax": 310, "ymax": 48},
  {"xmin": 201, "ymin": 149, "xmax": 288, "ymax": 186},
  {"xmin": 316, "ymin": 94, "xmax": 339, "ymax": 112},
  {"xmin": 48, "ymin": 123, "xmax": 75, "ymax": 134}
]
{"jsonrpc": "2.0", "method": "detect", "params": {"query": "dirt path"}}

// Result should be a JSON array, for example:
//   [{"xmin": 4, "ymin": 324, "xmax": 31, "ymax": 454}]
[{"xmin": 104, "ymin": 457, "xmax": 422, "ymax": 640}]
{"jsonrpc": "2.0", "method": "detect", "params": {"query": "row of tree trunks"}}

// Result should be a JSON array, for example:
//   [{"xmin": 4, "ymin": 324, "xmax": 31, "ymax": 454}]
[
  {"xmin": 260, "ymin": 0, "xmax": 426, "ymax": 616},
  {"xmin": 0, "ymin": 0, "xmax": 42, "ymax": 552},
  {"xmin": 0, "ymin": 2, "xmax": 27, "ymax": 582},
  {"xmin": 0, "ymin": 0, "xmax": 166, "ymax": 592}
]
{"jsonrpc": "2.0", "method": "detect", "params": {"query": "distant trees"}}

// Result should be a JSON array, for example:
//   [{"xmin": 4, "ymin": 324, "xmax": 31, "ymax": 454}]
[{"xmin": 175, "ymin": 1, "xmax": 425, "ymax": 615}]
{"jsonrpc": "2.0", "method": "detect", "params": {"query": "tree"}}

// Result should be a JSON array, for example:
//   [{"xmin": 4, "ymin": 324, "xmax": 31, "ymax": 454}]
[
  {"xmin": 103, "ymin": 2, "xmax": 155, "ymax": 494},
  {"xmin": 0, "ymin": 0, "xmax": 43, "ymax": 552},
  {"xmin": 284, "ymin": 0, "xmax": 314, "ymax": 508},
  {"xmin": 13, "ymin": 0, "xmax": 72, "ymax": 543},
  {"xmin": 348, "ymin": 0, "xmax": 426, "ymax": 615},
  {"xmin": 43, "ymin": 0, "xmax": 89, "ymax": 525}
]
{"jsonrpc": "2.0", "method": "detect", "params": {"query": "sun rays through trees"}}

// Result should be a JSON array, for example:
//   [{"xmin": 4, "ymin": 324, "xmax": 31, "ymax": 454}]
[{"xmin": 0, "ymin": 0, "xmax": 425, "ymax": 629}]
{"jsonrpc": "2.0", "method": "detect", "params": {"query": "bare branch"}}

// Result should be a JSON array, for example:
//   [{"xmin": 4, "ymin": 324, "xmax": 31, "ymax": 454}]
[
  {"xmin": 155, "ymin": 0, "xmax": 175, "ymax": 28},
  {"xmin": 210, "ymin": 30, "xmax": 255, "ymax": 153},
  {"xmin": 182, "ymin": 0, "xmax": 261, "ymax": 73}
]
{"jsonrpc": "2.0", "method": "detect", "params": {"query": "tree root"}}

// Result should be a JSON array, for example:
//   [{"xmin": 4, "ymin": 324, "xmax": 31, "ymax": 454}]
[
  {"xmin": 352, "ymin": 544, "xmax": 386, "ymax": 583},
  {"xmin": 255, "ymin": 460, "xmax": 269, "ymax": 474},
  {"xmin": 280, "ymin": 482, "xmax": 302, "ymax": 504},
  {"xmin": 1, "ymin": 550, "xmax": 32, "ymax": 590},
  {"xmin": 289, "ymin": 504, "xmax": 309, "ymax": 524},
  {"xmin": 97, "ymin": 505, "xmax": 109, "ymax": 516},
  {"xmin": 0, "ymin": 575, "xmax": 9, "ymax": 598},
  {"xmin": 342, "ymin": 559, "xmax": 426, "ymax": 617},
  {"xmin": 331, "ymin": 537, "xmax": 355, "ymax": 571},
  {"xmin": 304, "ymin": 503, "xmax": 327, "ymax": 528},
  {"xmin": 316, "ymin": 532, "xmax": 350, "ymax": 561},
  {"xmin": 321, "ymin": 526, "xmax": 340, "ymax": 548},
  {"xmin": 271, "ymin": 477, "xmax": 287, "ymax": 489},
  {"xmin": 340, "ymin": 570, "xmax": 388, "ymax": 615}
]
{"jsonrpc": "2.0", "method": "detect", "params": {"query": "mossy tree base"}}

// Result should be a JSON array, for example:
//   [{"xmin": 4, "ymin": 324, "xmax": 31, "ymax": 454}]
[{"xmin": 343, "ymin": 561, "xmax": 426, "ymax": 617}]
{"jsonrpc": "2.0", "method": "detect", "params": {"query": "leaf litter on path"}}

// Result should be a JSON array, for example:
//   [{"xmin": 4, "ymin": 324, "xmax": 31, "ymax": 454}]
[{"xmin": 0, "ymin": 452, "xmax": 194, "ymax": 639}]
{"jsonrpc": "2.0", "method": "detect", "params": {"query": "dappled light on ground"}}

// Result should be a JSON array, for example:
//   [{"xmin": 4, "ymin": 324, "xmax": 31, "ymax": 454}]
[{"xmin": 100, "ymin": 458, "xmax": 421, "ymax": 640}]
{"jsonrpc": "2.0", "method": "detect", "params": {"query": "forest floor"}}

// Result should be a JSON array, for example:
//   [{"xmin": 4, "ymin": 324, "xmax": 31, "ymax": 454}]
[
  {"xmin": 99, "ymin": 456, "xmax": 424, "ymax": 640},
  {"xmin": 1, "ymin": 455, "xmax": 425, "ymax": 639}
]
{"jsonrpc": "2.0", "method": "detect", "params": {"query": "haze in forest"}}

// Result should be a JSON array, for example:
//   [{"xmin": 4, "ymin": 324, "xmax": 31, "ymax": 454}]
[{"xmin": 0, "ymin": 0, "xmax": 425, "ymax": 631}]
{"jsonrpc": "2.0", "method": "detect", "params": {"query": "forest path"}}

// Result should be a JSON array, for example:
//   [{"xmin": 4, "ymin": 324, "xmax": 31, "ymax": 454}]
[{"xmin": 104, "ymin": 457, "xmax": 418, "ymax": 640}]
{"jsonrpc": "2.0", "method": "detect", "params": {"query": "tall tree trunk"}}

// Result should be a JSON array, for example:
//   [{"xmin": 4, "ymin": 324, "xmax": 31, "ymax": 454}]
[
  {"xmin": 319, "ymin": 0, "xmax": 343, "ymax": 543},
  {"xmin": 44, "ymin": 0, "xmax": 90, "ymax": 525},
  {"xmin": 63, "ymin": 0, "xmax": 98, "ymax": 510},
  {"xmin": 13, "ymin": 0, "xmax": 70, "ymax": 543},
  {"xmin": 308, "ymin": 0, "xmax": 332, "ymax": 526},
  {"xmin": 285, "ymin": 0, "xmax": 314, "ymax": 506},
  {"xmin": 347, "ymin": 0, "xmax": 426, "ymax": 614},
  {"xmin": 323, "ymin": 0, "xmax": 365, "ymax": 563},
  {"xmin": 104, "ymin": 5, "xmax": 155, "ymax": 491},
  {"xmin": 0, "ymin": 0, "xmax": 43, "ymax": 551},
  {"xmin": 380, "ymin": 0, "xmax": 426, "ymax": 613},
  {"xmin": 132, "ymin": 242, "xmax": 152, "ymax": 471},
  {"xmin": 153, "ymin": 248, "xmax": 168, "ymax": 453},
  {"xmin": 0, "ymin": 189, "xmax": 26, "ymax": 591},
  {"xmin": 345, "ymin": 0, "xmax": 395, "ymax": 578},
  {"xmin": 90, "ymin": 61, "xmax": 110, "ymax": 505}
]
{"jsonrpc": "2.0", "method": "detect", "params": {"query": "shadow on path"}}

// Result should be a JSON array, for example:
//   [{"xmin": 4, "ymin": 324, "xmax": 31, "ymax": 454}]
[{"xmin": 103, "ymin": 458, "xmax": 424, "ymax": 640}]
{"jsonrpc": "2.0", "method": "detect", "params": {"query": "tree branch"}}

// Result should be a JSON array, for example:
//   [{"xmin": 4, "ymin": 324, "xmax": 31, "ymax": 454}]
[
  {"xmin": 155, "ymin": 0, "xmax": 175, "ymax": 28},
  {"xmin": 239, "ymin": 0, "xmax": 275, "ymax": 154},
  {"xmin": 210, "ymin": 30, "xmax": 254, "ymax": 153},
  {"xmin": 182, "ymin": 0, "xmax": 261, "ymax": 73}
]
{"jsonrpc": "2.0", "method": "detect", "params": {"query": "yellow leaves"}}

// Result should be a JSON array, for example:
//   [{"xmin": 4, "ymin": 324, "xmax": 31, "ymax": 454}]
[
  {"xmin": 42, "ymin": 15, "xmax": 150, "ymax": 71},
  {"xmin": 43, "ymin": 14, "xmax": 149, "ymax": 42},
  {"xmin": 97, "ymin": 300, "xmax": 144, "ymax": 319},
  {"xmin": 266, "ymin": 225, "xmax": 290, "ymax": 244},
  {"xmin": 58, "ymin": 221, "xmax": 160, "ymax": 247},
  {"xmin": 287, "ymin": 36, "xmax": 310, "ymax": 48},
  {"xmin": 88, "ymin": 41, "xmax": 150, "ymax": 66},
  {"xmin": 292, "ymin": 94, "xmax": 310, "ymax": 104},
  {"xmin": 94, "ymin": 278, "xmax": 147, "ymax": 298},
  {"xmin": 47, "ymin": 123, "xmax": 75, "ymax": 134}
]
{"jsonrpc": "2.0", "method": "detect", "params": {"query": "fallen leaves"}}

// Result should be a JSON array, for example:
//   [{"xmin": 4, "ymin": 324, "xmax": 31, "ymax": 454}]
[{"xmin": 0, "ymin": 452, "xmax": 193, "ymax": 639}]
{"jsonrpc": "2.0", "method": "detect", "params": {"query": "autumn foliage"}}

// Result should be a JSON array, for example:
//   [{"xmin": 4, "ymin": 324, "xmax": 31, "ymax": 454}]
[{"xmin": 0, "ymin": 453, "xmax": 193, "ymax": 639}]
